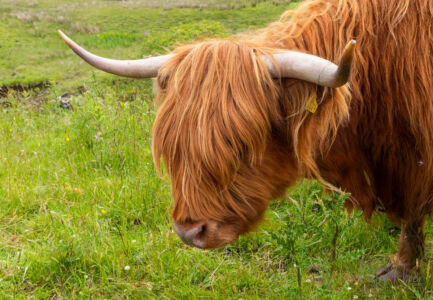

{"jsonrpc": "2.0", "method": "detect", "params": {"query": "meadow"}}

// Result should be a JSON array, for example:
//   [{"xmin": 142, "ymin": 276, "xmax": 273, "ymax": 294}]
[{"xmin": 1, "ymin": 0, "xmax": 432, "ymax": 298}]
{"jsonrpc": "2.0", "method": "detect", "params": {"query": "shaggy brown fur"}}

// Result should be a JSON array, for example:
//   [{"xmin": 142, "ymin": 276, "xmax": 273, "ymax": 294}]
[{"xmin": 152, "ymin": 0, "xmax": 433, "ymax": 278}]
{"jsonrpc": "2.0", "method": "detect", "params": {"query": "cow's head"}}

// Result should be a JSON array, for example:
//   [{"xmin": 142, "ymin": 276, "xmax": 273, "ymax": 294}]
[{"xmin": 58, "ymin": 30, "xmax": 354, "ymax": 249}]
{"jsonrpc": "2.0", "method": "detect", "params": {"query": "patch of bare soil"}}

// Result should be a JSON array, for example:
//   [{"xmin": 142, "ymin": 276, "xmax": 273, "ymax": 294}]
[
  {"xmin": 0, "ymin": 81, "xmax": 51, "ymax": 98},
  {"xmin": 0, "ymin": 82, "xmax": 86, "ymax": 110},
  {"xmin": 0, "ymin": 82, "xmax": 52, "ymax": 110}
]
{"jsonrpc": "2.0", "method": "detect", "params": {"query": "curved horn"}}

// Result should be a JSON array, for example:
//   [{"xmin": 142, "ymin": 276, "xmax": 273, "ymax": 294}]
[
  {"xmin": 263, "ymin": 40, "xmax": 356, "ymax": 88},
  {"xmin": 57, "ymin": 30, "xmax": 172, "ymax": 78}
]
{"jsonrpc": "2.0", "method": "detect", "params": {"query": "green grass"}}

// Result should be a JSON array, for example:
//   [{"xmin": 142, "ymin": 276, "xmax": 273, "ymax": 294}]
[{"xmin": 1, "ymin": 0, "xmax": 433, "ymax": 298}]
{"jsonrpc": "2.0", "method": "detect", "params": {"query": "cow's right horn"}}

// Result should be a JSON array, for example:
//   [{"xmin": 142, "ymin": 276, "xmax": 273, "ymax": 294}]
[{"xmin": 58, "ymin": 30, "xmax": 172, "ymax": 78}]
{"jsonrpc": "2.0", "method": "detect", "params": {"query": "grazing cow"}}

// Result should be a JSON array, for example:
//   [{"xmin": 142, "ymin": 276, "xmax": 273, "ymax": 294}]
[{"xmin": 59, "ymin": 0, "xmax": 433, "ymax": 282}]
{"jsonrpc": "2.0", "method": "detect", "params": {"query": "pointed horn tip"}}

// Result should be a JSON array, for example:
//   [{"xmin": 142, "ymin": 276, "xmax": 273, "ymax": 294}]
[
  {"xmin": 57, "ymin": 30, "xmax": 80, "ymax": 52},
  {"xmin": 57, "ymin": 29, "xmax": 65, "ymax": 38},
  {"xmin": 343, "ymin": 40, "xmax": 356, "ymax": 58},
  {"xmin": 57, "ymin": 30, "xmax": 71, "ymax": 45},
  {"xmin": 331, "ymin": 40, "xmax": 356, "ymax": 87}
]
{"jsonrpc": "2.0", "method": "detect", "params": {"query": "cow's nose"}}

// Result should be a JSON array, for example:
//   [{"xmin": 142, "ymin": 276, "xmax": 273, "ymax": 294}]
[{"xmin": 173, "ymin": 221, "xmax": 206, "ymax": 248}]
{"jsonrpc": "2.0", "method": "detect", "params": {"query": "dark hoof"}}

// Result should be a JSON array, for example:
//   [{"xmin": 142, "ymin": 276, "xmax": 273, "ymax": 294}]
[
  {"xmin": 376, "ymin": 263, "xmax": 392, "ymax": 277},
  {"xmin": 377, "ymin": 265, "xmax": 418, "ymax": 283}
]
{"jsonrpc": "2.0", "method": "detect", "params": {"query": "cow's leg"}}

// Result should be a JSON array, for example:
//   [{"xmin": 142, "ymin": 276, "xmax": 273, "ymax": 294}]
[{"xmin": 378, "ymin": 218, "xmax": 425, "ymax": 282}]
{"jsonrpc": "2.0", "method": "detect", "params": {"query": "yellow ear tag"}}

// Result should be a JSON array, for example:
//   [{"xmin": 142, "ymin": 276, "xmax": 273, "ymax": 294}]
[{"xmin": 306, "ymin": 93, "xmax": 318, "ymax": 113}]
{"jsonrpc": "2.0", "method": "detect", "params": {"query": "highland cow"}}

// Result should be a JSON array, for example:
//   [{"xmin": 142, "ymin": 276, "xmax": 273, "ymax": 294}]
[{"xmin": 58, "ymin": 0, "xmax": 433, "ymax": 281}]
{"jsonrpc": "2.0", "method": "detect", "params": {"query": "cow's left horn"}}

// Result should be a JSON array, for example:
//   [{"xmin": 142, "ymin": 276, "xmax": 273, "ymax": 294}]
[
  {"xmin": 57, "ymin": 30, "xmax": 172, "ymax": 78},
  {"xmin": 263, "ymin": 40, "xmax": 356, "ymax": 88}
]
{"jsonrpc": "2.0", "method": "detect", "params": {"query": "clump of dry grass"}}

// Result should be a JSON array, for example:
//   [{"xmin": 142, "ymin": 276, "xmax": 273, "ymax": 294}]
[
  {"xmin": 10, "ymin": 11, "xmax": 38, "ymax": 22},
  {"xmin": 10, "ymin": 11, "xmax": 69, "ymax": 24},
  {"xmin": 117, "ymin": 0, "xmax": 292, "ymax": 10},
  {"xmin": 70, "ymin": 22, "xmax": 100, "ymax": 34}
]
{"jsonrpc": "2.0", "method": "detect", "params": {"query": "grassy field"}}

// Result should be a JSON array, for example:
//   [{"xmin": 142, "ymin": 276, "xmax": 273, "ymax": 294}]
[{"xmin": 1, "ymin": 0, "xmax": 433, "ymax": 298}]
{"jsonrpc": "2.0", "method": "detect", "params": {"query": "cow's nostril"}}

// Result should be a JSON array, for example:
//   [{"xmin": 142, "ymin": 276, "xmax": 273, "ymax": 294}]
[
  {"xmin": 173, "ymin": 221, "xmax": 207, "ymax": 248},
  {"xmin": 195, "ymin": 224, "xmax": 206, "ymax": 239},
  {"xmin": 192, "ymin": 224, "xmax": 207, "ymax": 248}
]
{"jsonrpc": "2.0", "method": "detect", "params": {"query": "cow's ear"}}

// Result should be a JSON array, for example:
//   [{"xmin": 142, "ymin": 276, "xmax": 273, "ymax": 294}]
[
  {"xmin": 153, "ymin": 67, "xmax": 171, "ymax": 105},
  {"xmin": 156, "ymin": 67, "xmax": 171, "ymax": 91}
]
